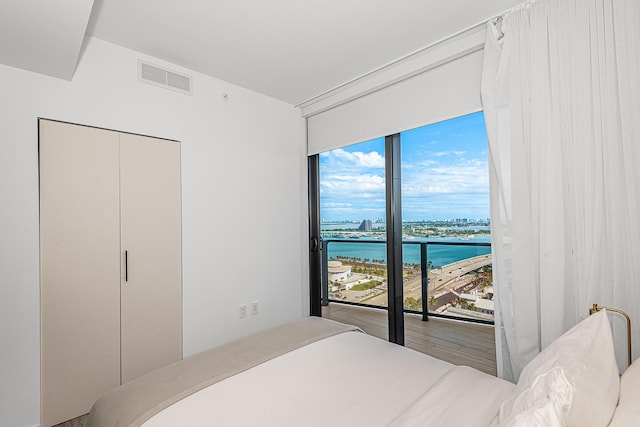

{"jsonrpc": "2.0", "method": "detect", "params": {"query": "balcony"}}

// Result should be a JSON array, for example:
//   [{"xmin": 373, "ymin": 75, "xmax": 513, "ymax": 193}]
[
  {"xmin": 322, "ymin": 239, "xmax": 494, "ymax": 324},
  {"xmin": 321, "ymin": 239, "xmax": 496, "ymax": 375}
]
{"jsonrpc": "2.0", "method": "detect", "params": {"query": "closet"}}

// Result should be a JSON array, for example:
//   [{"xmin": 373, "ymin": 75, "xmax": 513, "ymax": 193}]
[{"xmin": 39, "ymin": 119, "xmax": 182, "ymax": 426}]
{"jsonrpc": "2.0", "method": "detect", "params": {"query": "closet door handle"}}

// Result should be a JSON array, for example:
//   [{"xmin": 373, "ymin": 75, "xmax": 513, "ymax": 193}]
[{"xmin": 125, "ymin": 250, "xmax": 128, "ymax": 282}]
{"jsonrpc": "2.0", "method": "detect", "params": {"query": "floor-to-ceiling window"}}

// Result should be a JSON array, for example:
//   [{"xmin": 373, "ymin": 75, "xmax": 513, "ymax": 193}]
[
  {"xmin": 318, "ymin": 137, "xmax": 388, "ymax": 308},
  {"xmin": 311, "ymin": 112, "xmax": 493, "ymax": 347},
  {"xmin": 400, "ymin": 112, "xmax": 492, "ymax": 322}
]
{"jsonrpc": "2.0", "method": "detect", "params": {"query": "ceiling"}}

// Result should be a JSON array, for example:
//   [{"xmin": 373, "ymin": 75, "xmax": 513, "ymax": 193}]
[
  {"xmin": 1, "ymin": 0, "xmax": 522, "ymax": 105},
  {"xmin": 0, "ymin": 0, "xmax": 94, "ymax": 80}
]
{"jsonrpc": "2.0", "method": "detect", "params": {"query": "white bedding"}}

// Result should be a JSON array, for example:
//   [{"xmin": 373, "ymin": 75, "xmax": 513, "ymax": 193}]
[
  {"xmin": 144, "ymin": 331, "xmax": 514, "ymax": 427},
  {"xmin": 389, "ymin": 365, "xmax": 514, "ymax": 427}
]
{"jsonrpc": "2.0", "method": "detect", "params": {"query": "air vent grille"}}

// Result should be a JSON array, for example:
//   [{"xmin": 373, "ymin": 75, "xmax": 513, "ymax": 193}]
[
  {"xmin": 166, "ymin": 71, "xmax": 191, "ymax": 92},
  {"xmin": 138, "ymin": 60, "xmax": 192, "ymax": 95}
]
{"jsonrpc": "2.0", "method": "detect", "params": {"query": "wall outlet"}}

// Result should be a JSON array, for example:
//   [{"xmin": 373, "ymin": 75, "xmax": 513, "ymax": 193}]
[
  {"xmin": 239, "ymin": 304, "xmax": 248, "ymax": 318},
  {"xmin": 250, "ymin": 301, "xmax": 259, "ymax": 316}
]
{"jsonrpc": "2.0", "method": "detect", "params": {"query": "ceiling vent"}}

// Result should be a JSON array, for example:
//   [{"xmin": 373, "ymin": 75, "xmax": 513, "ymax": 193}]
[{"xmin": 138, "ymin": 60, "xmax": 192, "ymax": 95}]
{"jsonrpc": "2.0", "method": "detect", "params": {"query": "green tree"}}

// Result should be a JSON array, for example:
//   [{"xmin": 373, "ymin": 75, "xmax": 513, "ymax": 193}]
[
  {"xmin": 429, "ymin": 295, "xmax": 437, "ymax": 307},
  {"xmin": 404, "ymin": 297, "xmax": 422, "ymax": 311}
]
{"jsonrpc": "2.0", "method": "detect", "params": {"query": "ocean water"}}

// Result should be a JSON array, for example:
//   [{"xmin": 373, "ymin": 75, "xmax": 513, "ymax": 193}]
[{"xmin": 325, "ymin": 236, "xmax": 491, "ymax": 267}]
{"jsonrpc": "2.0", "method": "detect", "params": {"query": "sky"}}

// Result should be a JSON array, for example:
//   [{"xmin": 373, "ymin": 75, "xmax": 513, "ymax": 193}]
[{"xmin": 319, "ymin": 111, "xmax": 489, "ymax": 222}]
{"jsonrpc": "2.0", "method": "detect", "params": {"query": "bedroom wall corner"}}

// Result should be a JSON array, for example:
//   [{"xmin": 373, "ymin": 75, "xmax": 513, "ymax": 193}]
[{"xmin": 0, "ymin": 35, "xmax": 306, "ymax": 427}]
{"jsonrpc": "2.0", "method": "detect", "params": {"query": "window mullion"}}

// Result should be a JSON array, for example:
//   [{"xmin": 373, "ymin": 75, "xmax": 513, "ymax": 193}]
[
  {"xmin": 308, "ymin": 155, "xmax": 322, "ymax": 316},
  {"xmin": 385, "ymin": 134, "xmax": 404, "ymax": 345}
]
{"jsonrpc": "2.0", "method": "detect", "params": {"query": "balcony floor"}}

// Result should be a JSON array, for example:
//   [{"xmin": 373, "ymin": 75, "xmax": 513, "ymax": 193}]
[{"xmin": 322, "ymin": 303, "xmax": 497, "ymax": 376}]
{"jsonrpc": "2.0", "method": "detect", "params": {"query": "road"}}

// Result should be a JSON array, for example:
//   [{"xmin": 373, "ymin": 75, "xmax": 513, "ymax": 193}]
[{"xmin": 357, "ymin": 254, "xmax": 492, "ymax": 307}]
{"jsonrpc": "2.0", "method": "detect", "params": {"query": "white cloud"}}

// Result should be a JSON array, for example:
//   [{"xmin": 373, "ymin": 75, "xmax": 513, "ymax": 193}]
[
  {"xmin": 329, "ymin": 149, "xmax": 385, "ymax": 168},
  {"xmin": 322, "ymin": 202, "xmax": 353, "ymax": 208},
  {"xmin": 319, "ymin": 130, "xmax": 489, "ymax": 220},
  {"xmin": 321, "ymin": 173, "xmax": 385, "ymax": 195},
  {"xmin": 414, "ymin": 159, "xmax": 439, "ymax": 167},
  {"xmin": 321, "ymin": 173, "xmax": 386, "ymax": 220},
  {"xmin": 430, "ymin": 150, "xmax": 466, "ymax": 157},
  {"xmin": 402, "ymin": 159, "xmax": 488, "ymax": 197}
]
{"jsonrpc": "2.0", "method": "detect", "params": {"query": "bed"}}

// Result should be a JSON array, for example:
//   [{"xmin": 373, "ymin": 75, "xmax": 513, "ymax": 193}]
[{"xmin": 86, "ymin": 309, "xmax": 639, "ymax": 427}]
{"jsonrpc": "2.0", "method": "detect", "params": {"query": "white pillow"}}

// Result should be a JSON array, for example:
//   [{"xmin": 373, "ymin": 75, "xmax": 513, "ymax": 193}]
[
  {"xmin": 499, "ymin": 309, "xmax": 620, "ymax": 427},
  {"xmin": 608, "ymin": 357, "xmax": 640, "ymax": 426}
]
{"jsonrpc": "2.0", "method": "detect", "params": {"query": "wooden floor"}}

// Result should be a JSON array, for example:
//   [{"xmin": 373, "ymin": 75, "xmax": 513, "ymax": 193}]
[{"xmin": 323, "ymin": 303, "xmax": 497, "ymax": 376}]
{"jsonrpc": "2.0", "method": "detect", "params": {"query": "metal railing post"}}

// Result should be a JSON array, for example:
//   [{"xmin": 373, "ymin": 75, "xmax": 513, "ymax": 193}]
[
  {"xmin": 321, "ymin": 239, "xmax": 493, "ymax": 325},
  {"xmin": 420, "ymin": 242, "xmax": 429, "ymax": 321}
]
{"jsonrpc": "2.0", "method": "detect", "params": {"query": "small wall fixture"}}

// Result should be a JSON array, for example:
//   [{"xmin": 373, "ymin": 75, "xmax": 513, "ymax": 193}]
[{"xmin": 589, "ymin": 303, "xmax": 632, "ymax": 367}]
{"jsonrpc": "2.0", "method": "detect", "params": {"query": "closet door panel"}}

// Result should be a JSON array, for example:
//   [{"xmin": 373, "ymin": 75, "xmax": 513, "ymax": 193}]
[
  {"xmin": 39, "ymin": 120, "xmax": 121, "ymax": 426},
  {"xmin": 120, "ymin": 133, "xmax": 182, "ymax": 383}
]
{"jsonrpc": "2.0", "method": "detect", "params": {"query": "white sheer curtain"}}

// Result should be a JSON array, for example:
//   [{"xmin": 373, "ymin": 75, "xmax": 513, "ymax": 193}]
[{"xmin": 481, "ymin": 0, "xmax": 640, "ymax": 381}]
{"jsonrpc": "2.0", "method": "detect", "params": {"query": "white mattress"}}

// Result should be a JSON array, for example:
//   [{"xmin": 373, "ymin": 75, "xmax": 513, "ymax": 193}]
[{"xmin": 143, "ymin": 331, "xmax": 513, "ymax": 427}]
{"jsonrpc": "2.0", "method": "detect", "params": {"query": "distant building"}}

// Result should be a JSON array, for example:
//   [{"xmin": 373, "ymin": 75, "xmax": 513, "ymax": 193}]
[
  {"xmin": 474, "ymin": 298, "xmax": 494, "ymax": 315},
  {"xmin": 459, "ymin": 293, "xmax": 478, "ymax": 302},
  {"xmin": 328, "ymin": 260, "xmax": 352, "ymax": 282},
  {"xmin": 358, "ymin": 219, "xmax": 372, "ymax": 231},
  {"xmin": 481, "ymin": 285, "xmax": 494, "ymax": 296}
]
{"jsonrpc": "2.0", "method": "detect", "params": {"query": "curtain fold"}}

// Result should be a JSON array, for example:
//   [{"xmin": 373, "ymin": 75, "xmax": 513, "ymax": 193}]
[{"xmin": 481, "ymin": 0, "xmax": 640, "ymax": 380}]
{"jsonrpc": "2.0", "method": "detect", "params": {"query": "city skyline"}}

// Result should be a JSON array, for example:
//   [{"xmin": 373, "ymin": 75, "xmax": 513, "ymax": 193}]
[
  {"xmin": 321, "ymin": 217, "xmax": 490, "ymax": 224},
  {"xmin": 319, "ymin": 112, "xmax": 490, "ymax": 222}
]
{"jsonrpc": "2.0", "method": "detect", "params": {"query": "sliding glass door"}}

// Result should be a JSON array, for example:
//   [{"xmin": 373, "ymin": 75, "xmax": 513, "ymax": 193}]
[
  {"xmin": 311, "ymin": 111, "xmax": 493, "ymax": 346},
  {"xmin": 400, "ymin": 112, "xmax": 493, "ymax": 324},
  {"xmin": 318, "ymin": 138, "xmax": 388, "ymax": 303}
]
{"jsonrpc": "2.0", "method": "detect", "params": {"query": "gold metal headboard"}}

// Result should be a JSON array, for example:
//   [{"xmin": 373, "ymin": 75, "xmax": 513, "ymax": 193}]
[{"xmin": 589, "ymin": 303, "xmax": 632, "ymax": 367}]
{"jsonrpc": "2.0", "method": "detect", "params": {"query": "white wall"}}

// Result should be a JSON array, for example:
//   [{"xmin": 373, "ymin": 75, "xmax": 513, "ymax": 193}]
[{"xmin": 0, "ymin": 36, "xmax": 307, "ymax": 427}]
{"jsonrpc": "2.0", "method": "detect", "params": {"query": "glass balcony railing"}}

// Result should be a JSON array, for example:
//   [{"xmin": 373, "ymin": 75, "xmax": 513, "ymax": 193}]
[{"xmin": 322, "ymin": 239, "xmax": 494, "ymax": 324}]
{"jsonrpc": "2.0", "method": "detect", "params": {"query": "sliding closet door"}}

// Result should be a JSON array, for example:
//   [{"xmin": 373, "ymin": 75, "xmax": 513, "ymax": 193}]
[
  {"xmin": 39, "ymin": 120, "xmax": 121, "ymax": 426},
  {"xmin": 119, "ymin": 133, "xmax": 182, "ymax": 383}
]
